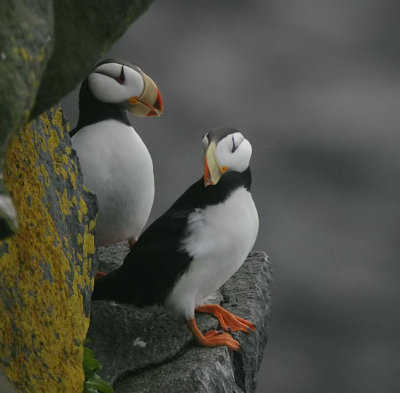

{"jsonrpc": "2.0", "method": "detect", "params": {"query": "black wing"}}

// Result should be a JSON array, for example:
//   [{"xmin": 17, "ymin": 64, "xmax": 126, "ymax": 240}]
[
  {"xmin": 92, "ymin": 179, "xmax": 205, "ymax": 306},
  {"xmin": 92, "ymin": 170, "xmax": 251, "ymax": 306}
]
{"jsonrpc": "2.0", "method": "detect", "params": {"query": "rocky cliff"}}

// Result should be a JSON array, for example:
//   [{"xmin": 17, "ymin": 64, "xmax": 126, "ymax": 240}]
[
  {"xmin": 0, "ymin": 107, "xmax": 97, "ymax": 391},
  {"xmin": 0, "ymin": 0, "xmax": 153, "ymax": 240},
  {"xmin": 0, "ymin": 1, "xmax": 153, "ymax": 390}
]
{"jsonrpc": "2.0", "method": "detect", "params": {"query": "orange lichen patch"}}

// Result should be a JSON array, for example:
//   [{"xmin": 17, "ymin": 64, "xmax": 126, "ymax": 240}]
[{"xmin": 0, "ymin": 106, "xmax": 96, "ymax": 392}]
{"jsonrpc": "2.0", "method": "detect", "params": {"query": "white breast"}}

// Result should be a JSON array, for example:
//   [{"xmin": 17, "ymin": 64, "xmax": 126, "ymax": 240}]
[
  {"xmin": 165, "ymin": 187, "xmax": 259, "ymax": 319},
  {"xmin": 72, "ymin": 119, "xmax": 154, "ymax": 246}
]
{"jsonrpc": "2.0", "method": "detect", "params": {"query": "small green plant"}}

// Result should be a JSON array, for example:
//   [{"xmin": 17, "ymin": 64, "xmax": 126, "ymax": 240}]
[{"xmin": 83, "ymin": 341, "xmax": 114, "ymax": 393}]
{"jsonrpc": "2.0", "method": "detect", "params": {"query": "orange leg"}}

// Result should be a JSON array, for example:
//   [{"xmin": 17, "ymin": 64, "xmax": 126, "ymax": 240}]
[
  {"xmin": 196, "ymin": 304, "xmax": 255, "ymax": 333},
  {"xmin": 128, "ymin": 238, "xmax": 137, "ymax": 248},
  {"xmin": 188, "ymin": 318, "xmax": 240, "ymax": 351},
  {"xmin": 95, "ymin": 271, "xmax": 107, "ymax": 280}
]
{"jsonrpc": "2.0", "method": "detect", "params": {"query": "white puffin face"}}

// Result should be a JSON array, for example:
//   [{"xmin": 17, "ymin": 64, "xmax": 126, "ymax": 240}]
[
  {"xmin": 203, "ymin": 130, "xmax": 252, "ymax": 186},
  {"xmin": 215, "ymin": 132, "xmax": 252, "ymax": 173},
  {"xmin": 88, "ymin": 62, "xmax": 145, "ymax": 104}
]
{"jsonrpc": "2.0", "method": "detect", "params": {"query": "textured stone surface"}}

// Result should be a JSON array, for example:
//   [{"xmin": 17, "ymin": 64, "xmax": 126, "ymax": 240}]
[
  {"xmin": 0, "ymin": 0, "xmax": 53, "ymax": 142},
  {"xmin": 0, "ymin": 369, "xmax": 16, "ymax": 393},
  {"xmin": 0, "ymin": 1, "xmax": 155, "ymax": 389},
  {"xmin": 0, "ymin": 0, "xmax": 54, "ymax": 240},
  {"xmin": 32, "ymin": 0, "xmax": 153, "ymax": 117},
  {"xmin": 0, "ymin": 1, "xmax": 153, "ymax": 240},
  {"xmin": 89, "ymin": 246, "xmax": 272, "ymax": 393},
  {"xmin": 117, "ymin": 347, "xmax": 245, "ymax": 393},
  {"xmin": 0, "ymin": 107, "xmax": 97, "ymax": 392}
]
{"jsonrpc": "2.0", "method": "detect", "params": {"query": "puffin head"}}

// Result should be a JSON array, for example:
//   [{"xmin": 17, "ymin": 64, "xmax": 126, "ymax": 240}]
[
  {"xmin": 202, "ymin": 127, "xmax": 252, "ymax": 187},
  {"xmin": 87, "ymin": 58, "xmax": 163, "ymax": 117}
]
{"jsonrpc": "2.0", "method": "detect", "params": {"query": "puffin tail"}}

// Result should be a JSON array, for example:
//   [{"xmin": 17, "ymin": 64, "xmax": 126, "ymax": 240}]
[{"xmin": 91, "ymin": 269, "xmax": 119, "ymax": 301}]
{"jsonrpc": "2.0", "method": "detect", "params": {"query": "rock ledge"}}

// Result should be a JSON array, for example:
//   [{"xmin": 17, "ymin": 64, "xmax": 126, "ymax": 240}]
[{"xmin": 88, "ymin": 244, "xmax": 272, "ymax": 393}]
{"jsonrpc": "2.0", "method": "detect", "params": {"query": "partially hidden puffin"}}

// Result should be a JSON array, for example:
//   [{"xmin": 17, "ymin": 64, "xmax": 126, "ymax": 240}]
[
  {"xmin": 92, "ymin": 127, "xmax": 259, "ymax": 350},
  {"xmin": 71, "ymin": 58, "xmax": 163, "ymax": 246}
]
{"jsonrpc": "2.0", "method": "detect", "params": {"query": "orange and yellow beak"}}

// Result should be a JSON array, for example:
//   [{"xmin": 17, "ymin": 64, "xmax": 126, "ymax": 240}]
[
  {"xmin": 128, "ymin": 73, "xmax": 163, "ymax": 117},
  {"xmin": 203, "ymin": 142, "xmax": 228, "ymax": 187}
]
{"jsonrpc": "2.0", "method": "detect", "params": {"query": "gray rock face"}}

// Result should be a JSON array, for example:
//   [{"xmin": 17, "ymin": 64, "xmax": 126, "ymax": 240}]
[
  {"xmin": 0, "ymin": 0, "xmax": 54, "ymax": 240},
  {"xmin": 0, "ymin": 369, "xmax": 16, "ymax": 393},
  {"xmin": 0, "ymin": 0, "xmax": 53, "ymax": 143},
  {"xmin": 31, "ymin": 0, "xmax": 153, "ymax": 117},
  {"xmin": 0, "ymin": 1, "xmax": 153, "ymax": 240},
  {"xmin": 88, "ymin": 246, "xmax": 272, "ymax": 393}
]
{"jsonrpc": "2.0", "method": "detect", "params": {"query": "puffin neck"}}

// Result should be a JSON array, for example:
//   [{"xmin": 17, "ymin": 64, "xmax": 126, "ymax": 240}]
[
  {"xmin": 204, "ymin": 167, "xmax": 252, "ymax": 204},
  {"xmin": 169, "ymin": 168, "xmax": 252, "ymax": 213},
  {"xmin": 75, "ymin": 80, "xmax": 130, "ymax": 131}
]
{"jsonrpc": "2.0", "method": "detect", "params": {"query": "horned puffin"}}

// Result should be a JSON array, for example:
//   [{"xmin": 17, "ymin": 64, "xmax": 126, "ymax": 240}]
[
  {"xmin": 92, "ymin": 127, "xmax": 259, "ymax": 350},
  {"xmin": 71, "ymin": 58, "xmax": 163, "ymax": 246}
]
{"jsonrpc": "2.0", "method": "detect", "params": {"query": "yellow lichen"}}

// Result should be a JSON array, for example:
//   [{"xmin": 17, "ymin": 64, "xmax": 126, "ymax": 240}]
[
  {"xmin": 83, "ymin": 230, "xmax": 95, "ymax": 256},
  {"xmin": 39, "ymin": 164, "xmax": 50, "ymax": 187},
  {"xmin": 89, "ymin": 219, "xmax": 96, "ymax": 232},
  {"xmin": 57, "ymin": 189, "xmax": 71, "ymax": 216},
  {"xmin": 38, "ymin": 134, "xmax": 47, "ymax": 152},
  {"xmin": 0, "ymin": 106, "xmax": 96, "ymax": 392},
  {"xmin": 80, "ymin": 198, "xmax": 88, "ymax": 215},
  {"xmin": 37, "ymin": 47, "xmax": 46, "ymax": 63},
  {"xmin": 70, "ymin": 172, "xmax": 77, "ymax": 191},
  {"xmin": 12, "ymin": 47, "xmax": 32, "ymax": 62}
]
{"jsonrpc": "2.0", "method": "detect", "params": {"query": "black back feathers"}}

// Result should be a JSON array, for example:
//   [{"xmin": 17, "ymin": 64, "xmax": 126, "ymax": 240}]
[{"xmin": 92, "ymin": 168, "xmax": 252, "ymax": 307}]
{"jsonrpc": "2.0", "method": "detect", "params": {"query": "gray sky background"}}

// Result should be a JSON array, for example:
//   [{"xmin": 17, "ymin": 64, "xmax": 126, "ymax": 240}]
[{"xmin": 62, "ymin": 1, "xmax": 400, "ymax": 392}]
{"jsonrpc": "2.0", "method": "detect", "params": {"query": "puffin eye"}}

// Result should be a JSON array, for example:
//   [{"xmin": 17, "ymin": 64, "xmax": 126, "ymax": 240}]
[{"xmin": 116, "ymin": 66, "xmax": 125, "ymax": 84}]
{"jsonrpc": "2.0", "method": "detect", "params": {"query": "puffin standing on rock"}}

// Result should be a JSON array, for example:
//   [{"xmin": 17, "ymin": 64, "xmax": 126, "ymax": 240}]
[
  {"xmin": 92, "ymin": 127, "xmax": 259, "ymax": 350},
  {"xmin": 71, "ymin": 58, "xmax": 163, "ymax": 246}
]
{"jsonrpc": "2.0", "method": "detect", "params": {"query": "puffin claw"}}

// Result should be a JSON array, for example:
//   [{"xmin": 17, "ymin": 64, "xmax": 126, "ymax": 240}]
[
  {"xmin": 196, "ymin": 304, "xmax": 255, "ymax": 333},
  {"xmin": 188, "ymin": 318, "xmax": 240, "ymax": 350}
]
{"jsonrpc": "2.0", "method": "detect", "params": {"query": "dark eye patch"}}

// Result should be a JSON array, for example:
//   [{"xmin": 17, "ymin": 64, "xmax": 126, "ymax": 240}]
[
  {"xmin": 116, "ymin": 66, "xmax": 125, "ymax": 84},
  {"xmin": 231, "ymin": 135, "xmax": 237, "ymax": 153}
]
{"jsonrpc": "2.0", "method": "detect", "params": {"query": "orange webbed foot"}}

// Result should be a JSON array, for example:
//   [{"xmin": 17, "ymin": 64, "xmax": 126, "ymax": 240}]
[
  {"xmin": 196, "ymin": 304, "xmax": 255, "ymax": 333},
  {"xmin": 188, "ymin": 318, "xmax": 240, "ymax": 351}
]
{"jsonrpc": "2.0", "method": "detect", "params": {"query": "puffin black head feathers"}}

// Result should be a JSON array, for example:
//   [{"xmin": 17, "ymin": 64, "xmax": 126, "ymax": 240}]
[
  {"xmin": 71, "ymin": 59, "xmax": 163, "ymax": 246},
  {"xmin": 92, "ymin": 127, "xmax": 259, "ymax": 350}
]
